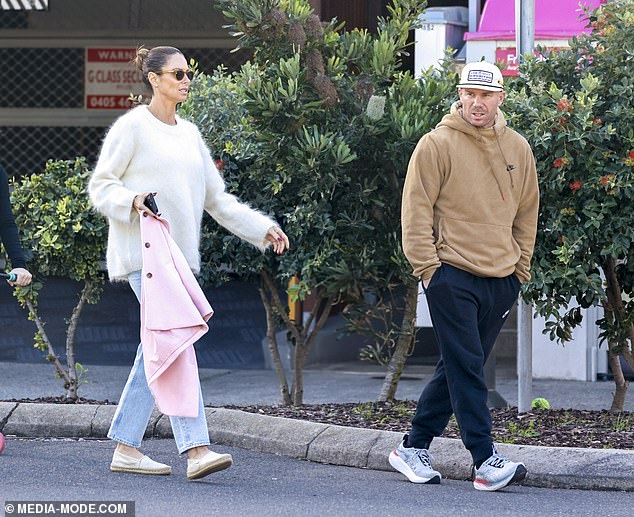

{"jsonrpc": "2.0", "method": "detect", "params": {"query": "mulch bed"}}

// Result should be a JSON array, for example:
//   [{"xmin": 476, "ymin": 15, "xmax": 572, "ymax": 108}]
[
  {"xmin": 228, "ymin": 401, "xmax": 634, "ymax": 450},
  {"xmin": 4, "ymin": 397, "xmax": 632, "ymax": 450}
]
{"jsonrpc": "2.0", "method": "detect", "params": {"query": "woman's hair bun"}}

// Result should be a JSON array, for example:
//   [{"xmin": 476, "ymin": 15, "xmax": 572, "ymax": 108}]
[{"xmin": 134, "ymin": 46, "xmax": 150, "ymax": 71}]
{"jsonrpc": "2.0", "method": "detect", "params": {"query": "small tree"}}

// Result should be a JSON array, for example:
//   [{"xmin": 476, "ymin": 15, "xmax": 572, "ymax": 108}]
[
  {"xmin": 180, "ymin": 0, "xmax": 435, "ymax": 405},
  {"xmin": 341, "ymin": 63, "xmax": 457, "ymax": 401},
  {"xmin": 505, "ymin": 0, "xmax": 634, "ymax": 411},
  {"xmin": 9, "ymin": 158, "xmax": 107, "ymax": 400}
]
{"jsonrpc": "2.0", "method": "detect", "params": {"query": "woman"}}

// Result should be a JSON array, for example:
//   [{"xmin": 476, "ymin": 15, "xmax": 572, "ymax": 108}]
[
  {"xmin": 88, "ymin": 46, "xmax": 289, "ymax": 480},
  {"xmin": 0, "ymin": 165, "xmax": 32, "ymax": 288}
]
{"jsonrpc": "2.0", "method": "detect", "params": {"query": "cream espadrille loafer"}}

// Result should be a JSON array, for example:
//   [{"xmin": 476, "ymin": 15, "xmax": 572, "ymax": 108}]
[
  {"xmin": 186, "ymin": 450, "xmax": 233, "ymax": 480},
  {"xmin": 110, "ymin": 449, "xmax": 171, "ymax": 475}
]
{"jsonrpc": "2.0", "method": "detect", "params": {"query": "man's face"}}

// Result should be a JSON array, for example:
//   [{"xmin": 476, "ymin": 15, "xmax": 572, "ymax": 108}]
[{"xmin": 458, "ymin": 88, "xmax": 505, "ymax": 128}]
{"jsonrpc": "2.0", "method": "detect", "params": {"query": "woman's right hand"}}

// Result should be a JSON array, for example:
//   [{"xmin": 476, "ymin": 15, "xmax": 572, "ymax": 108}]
[
  {"xmin": 132, "ymin": 192, "xmax": 160, "ymax": 218},
  {"xmin": 8, "ymin": 267, "xmax": 32, "ymax": 287},
  {"xmin": 265, "ymin": 226, "xmax": 290, "ymax": 255}
]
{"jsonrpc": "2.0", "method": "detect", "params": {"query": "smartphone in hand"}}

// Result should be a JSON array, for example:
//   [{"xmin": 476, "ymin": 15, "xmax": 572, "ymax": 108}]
[{"xmin": 144, "ymin": 193, "xmax": 159, "ymax": 215}]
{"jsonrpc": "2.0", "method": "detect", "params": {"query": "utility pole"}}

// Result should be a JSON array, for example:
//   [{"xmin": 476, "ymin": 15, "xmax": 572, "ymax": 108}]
[
  {"xmin": 515, "ymin": 0, "xmax": 535, "ymax": 59},
  {"xmin": 515, "ymin": 0, "xmax": 535, "ymax": 414},
  {"xmin": 468, "ymin": 0, "xmax": 482, "ymax": 32}
]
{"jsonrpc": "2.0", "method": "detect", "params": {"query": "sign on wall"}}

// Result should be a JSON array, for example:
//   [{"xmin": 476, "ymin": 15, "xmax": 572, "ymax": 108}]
[
  {"xmin": 495, "ymin": 48, "xmax": 522, "ymax": 76},
  {"xmin": 496, "ymin": 47, "xmax": 565, "ymax": 76},
  {"xmin": 85, "ymin": 48, "xmax": 143, "ymax": 110}
]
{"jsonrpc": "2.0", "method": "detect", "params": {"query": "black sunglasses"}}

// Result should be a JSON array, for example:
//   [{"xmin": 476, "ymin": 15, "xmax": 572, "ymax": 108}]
[{"xmin": 156, "ymin": 69, "xmax": 194, "ymax": 81}]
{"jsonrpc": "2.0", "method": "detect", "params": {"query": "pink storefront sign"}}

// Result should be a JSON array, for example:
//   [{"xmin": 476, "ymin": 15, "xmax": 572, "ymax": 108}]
[
  {"xmin": 496, "ymin": 47, "xmax": 563, "ymax": 76},
  {"xmin": 496, "ymin": 48, "xmax": 521, "ymax": 76},
  {"xmin": 465, "ymin": 0, "xmax": 604, "ymax": 42}
]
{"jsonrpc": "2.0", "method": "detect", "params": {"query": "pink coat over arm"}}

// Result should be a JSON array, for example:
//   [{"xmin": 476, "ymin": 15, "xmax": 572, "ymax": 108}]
[{"xmin": 140, "ymin": 214, "xmax": 213, "ymax": 418}]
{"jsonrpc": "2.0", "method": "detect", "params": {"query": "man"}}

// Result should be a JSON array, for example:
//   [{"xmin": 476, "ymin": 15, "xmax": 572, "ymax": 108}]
[
  {"xmin": 390, "ymin": 61, "xmax": 539, "ymax": 491},
  {"xmin": 0, "ymin": 165, "xmax": 32, "ymax": 287}
]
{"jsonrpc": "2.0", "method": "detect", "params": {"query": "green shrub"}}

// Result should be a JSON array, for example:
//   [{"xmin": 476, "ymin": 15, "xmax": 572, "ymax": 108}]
[
  {"xmin": 179, "ymin": 0, "xmax": 460, "ymax": 405},
  {"xmin": 9, "ymin": 158, "xmax": 107, "ymax": 399},
  {"xmin": 505, "ymin": 0, "xmax": 634, "ymax": 411}
]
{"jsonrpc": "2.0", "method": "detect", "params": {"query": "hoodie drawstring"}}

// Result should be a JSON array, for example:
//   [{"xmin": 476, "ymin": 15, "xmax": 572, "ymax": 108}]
[
  {"xmin": 482, "ymin": 132, "xmax": 507, "ymax": 201},
  {"xmin": 495, "ymin": 130, "xmax": 515, "ymax": 189},
  {"xmin": 444, "ymin": 102, "xmax": 514, "ymax": 201}
]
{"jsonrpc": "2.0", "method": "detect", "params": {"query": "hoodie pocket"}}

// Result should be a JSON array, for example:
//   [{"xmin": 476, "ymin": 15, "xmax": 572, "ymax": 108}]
[{"xmin": 438, "ymin": 217, "xmax": 520, "ymax": 271}]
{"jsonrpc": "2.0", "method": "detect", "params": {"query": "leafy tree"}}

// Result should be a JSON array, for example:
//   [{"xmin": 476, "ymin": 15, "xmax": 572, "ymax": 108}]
[
  {"xmin": 505, "ymin": 0, "xmax": 634, "ymax": 411},
  {"xmin": 339, "ymin": 62, "xmax": 457, "ymax": 401},
  {"xmin": 181, "ymin": 0, "xmax": 456, "ymax": 405},
  {"xmin": 9, "ymin": 158, "xmax": 107, "ymax": 400}
]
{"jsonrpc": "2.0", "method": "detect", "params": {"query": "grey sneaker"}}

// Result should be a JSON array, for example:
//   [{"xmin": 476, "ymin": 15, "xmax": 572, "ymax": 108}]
[
  {"xmin": 472, "ymin": 446, "xmax": 527, "ymax": 491},
  {"xmin": 388, "ymin": 435, "xmax": 441, "ymax": 484}
]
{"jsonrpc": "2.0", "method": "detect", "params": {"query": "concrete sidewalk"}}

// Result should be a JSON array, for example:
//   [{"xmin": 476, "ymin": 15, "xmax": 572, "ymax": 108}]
[{"xmin": 1, "ymin": 360, "xmax": 633, "ymax": 491}]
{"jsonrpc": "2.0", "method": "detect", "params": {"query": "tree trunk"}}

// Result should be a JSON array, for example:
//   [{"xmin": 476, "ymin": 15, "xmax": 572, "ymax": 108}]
[
  {"xmin": 602, "ymin": 257, "xmax": 630, "ymax": 412},
  {"xmin": 378, "ymin": 278, "xmax": 418, "ymax": 402},
  {"xmin": 292, "ymin": 295, "xmax": 334, "ymax": 405},
  {"xmin": 258, "ymin": 275, "xmax": 292, "ymax": 405},
  {"xmin": 64, "ymin": 281, "xmax": 91, "ymax": 400},
  {"xmin": 608, "ymin": 350, "xmax": 628, "ymax": 413},
  {"xmin": 292, "ymin": 338, "xmax": 307, "ymax": 405},
  {"xmin": 259, "ymin": 270, "xmax": 334, "ymax": 406},
  {"xmin": 25, "ymin": 298, "xmax": 72, "ymax": 390}
]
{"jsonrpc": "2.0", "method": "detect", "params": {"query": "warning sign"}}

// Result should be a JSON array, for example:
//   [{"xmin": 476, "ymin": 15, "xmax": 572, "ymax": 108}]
[{"xmin": 85, "ymin": 48, "xmax": 144, "ymax": 110}]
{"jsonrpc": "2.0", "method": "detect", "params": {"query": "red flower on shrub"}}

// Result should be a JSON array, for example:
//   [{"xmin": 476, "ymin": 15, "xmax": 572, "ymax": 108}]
[
  {"xmin": 569, "ymin": 181, "xmax": 583, "ymax": 193},
  {"xmin": 557, "ymin": 98, "xmax": 572, "ymax": 111},
  {"xmin": 591, "ymin": 19, "xmax": 606, "ymax": 30},
  {"xmin": 600, "ymin": 175, "xmax": 615, "ymax": 186},
  {"xmin": 215, "ymin": 159, "xmax": 225, "ymax": 171},
  {"xmin": 553, "ymin": 158, "xmax": 565, "ymax": 168},
  {"xmin": 592, "ymin": 117, "xmax": 603, "ymax": 126},
  {"xmin": 629, "ymin": 151, "xmax": 634, "ymax": 160}
]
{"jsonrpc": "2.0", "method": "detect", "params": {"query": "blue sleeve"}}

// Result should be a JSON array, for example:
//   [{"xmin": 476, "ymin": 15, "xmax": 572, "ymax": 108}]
[{"xmin": 0, "ymin": 166, "xmax": 27, "ymax": 269}]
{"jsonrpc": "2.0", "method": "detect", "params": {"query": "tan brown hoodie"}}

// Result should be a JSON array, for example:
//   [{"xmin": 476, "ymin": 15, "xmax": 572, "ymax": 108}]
[{"xmin": 401, "ymin": 101, "xmax": 539, "ymax": 283}]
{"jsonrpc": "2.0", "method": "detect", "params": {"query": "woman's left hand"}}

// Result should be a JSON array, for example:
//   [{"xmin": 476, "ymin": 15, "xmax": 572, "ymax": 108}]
[{"xmin": 265, "ymin": 226, "xmax": 290, "ymax": 255}]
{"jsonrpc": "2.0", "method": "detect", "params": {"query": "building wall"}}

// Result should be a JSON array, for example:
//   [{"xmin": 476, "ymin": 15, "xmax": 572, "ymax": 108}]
[
  {"xmin": 0, "ymin": 1, "xmax": 264, "ymax": 370},
  {"xmin": 1, "ymin": 1, "xmax": 474, "ymax": 178},
  {"xmin": 0, "ymin": 0, "xmax": 246, "ymax": 177}
]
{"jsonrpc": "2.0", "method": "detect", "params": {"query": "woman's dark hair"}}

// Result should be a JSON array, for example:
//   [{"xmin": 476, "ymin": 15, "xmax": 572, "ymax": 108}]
[{"xmin": 133, "ymin": 46, "xmax": 184, "ymax": 91}]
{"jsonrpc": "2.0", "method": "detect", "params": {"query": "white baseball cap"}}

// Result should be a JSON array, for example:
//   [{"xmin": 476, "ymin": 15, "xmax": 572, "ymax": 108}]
[{"xmin": 457, "ymin": 61, "xmax": 504, "ymax": 92}]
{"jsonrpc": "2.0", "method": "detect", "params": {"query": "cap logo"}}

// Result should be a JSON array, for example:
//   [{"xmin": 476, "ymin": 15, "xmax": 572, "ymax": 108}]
[{"xmin": 467, "ymin": 70, "xmax": 494, "ymax": 84}]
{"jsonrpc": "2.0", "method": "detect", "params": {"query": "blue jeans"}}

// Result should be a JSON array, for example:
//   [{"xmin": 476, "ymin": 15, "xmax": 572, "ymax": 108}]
[{"xmin": 107, "ymin": 270, "xmax": 210, "ymax": 454}]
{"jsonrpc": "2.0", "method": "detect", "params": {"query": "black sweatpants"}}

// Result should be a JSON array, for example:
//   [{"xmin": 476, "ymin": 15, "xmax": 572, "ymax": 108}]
[{"xmin": 408, "ymin": 263, "xmax": 520, "ymax": 465}]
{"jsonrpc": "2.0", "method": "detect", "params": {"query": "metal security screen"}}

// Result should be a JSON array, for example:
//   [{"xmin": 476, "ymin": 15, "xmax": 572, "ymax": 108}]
[
  {"xmin": 0, "ymin": 48, "xmax": 84, "ymax": 108},
  {"xmin": 0, "ymin": 47, "xmax": 250, "ymax": 177},
  {"xmin": 0, "ymin": 0, "xmax": 250, "ymax": 175},
  {"xmin": 183, "ymin": 47, "xmax": 251, "ymax": 74},
  {"xmin": 0, "ymin": 126, "xmax": 106, "ymax": 177},
  {"xmin": 0, "ymin": 10, "xmax": 26, "ymax": 27}
]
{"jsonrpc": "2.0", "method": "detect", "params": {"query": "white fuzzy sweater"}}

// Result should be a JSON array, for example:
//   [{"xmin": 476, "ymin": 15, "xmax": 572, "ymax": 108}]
[{"xmin": 88, "ymin": 105, "xmax": 276, "ymax": 281}]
